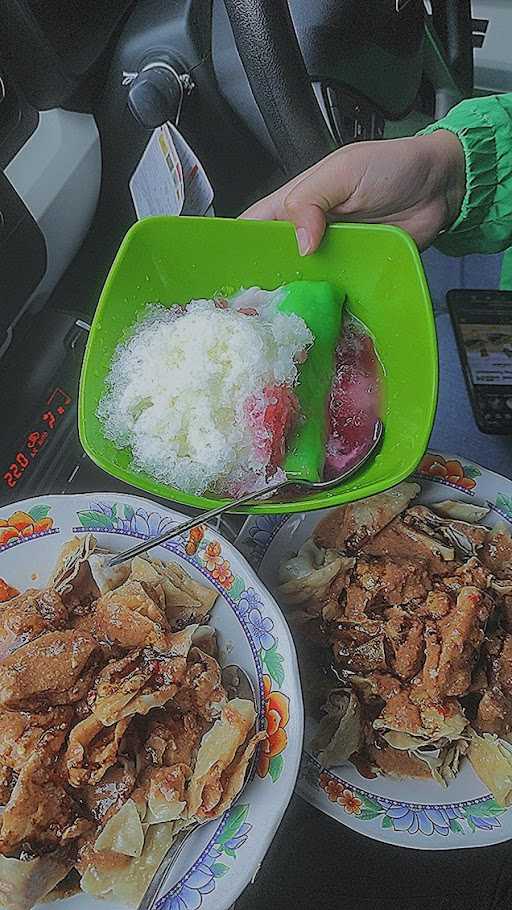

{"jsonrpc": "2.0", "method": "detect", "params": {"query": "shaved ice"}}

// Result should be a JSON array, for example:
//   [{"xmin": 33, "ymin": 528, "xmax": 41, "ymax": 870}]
[{"xmin": 98, "ymin": 289, "xmax": 313, "ymax": 496}]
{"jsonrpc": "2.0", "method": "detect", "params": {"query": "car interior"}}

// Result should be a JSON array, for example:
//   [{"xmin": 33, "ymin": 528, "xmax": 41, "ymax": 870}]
[
  {"xmin": 1, "ymin": 2, "xmax": 512, "ymax": 909},
  {"xmin": 2, "ymin": 0, "xmax": 493, "ymax": 511}
]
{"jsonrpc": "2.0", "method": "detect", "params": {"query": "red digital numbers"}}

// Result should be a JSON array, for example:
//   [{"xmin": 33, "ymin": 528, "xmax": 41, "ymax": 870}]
[
  {"xmin": 42, "ymin": 411, "xmax": 56, "ymax": 429},
  {"xmin": 27, "ymin": 432, "xmax": 40, "ymax": 449},
  {"xmin": 3, "ymin": 388, "xmax": 72, "ymax": 490}
]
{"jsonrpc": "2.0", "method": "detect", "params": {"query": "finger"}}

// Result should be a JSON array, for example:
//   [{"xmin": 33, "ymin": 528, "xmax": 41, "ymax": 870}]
[
  {"xmin": 280, "ymin": 151, "xmax": 359, "ymax": 254},
  {"xmin": 283, "ymin": 196, "xmax": 326, "ymax": 255},
  {"xmin": 241, "ymin": 147, "xmax": 360, "ymax": 255},
  {"xmin": 240, "ymin": 186, "xmax": 325, "ymax": 255}
]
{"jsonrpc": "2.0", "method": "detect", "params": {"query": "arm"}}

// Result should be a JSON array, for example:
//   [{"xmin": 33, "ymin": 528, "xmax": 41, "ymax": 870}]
[
  {"xmin": 242, "ymin": 93, "xmax": 512, "ymax": 259},
  {"xmin": 242, "ymin": 131, "xmax": 465, "ymax": 254},
  {"xmin": 418, "ymin": 93, "xmax": 512, "ymax": 256}
]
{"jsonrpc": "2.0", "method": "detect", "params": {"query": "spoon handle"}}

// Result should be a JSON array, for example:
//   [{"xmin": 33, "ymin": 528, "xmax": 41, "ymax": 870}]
[
  {"xmin": 109, "ymin": 418, "xmax": 383, "ymax": 568},
  {"xmin": 108, "ymin": 480, "xmax": 286, "ymax": 566},
  {"xmin": 137, "ymin": 823, "xmax": 199, "ymax": 910}
]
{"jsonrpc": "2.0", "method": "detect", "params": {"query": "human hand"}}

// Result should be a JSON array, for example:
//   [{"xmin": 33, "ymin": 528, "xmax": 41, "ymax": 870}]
[{"xmin": 241, "ymin": 131, "xmax": 466, "ymax": 254}]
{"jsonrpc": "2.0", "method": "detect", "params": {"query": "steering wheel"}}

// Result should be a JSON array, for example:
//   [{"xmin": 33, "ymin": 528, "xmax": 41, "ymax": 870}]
[{"xmin": 223, "ymin": 0, "xmax": 336, "ymax": 179}]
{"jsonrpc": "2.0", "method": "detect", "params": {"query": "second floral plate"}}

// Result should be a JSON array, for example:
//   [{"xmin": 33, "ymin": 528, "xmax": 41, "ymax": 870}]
[{"xmin": 236, "ymin": 452, "xmax": 512, "ymax": 850}]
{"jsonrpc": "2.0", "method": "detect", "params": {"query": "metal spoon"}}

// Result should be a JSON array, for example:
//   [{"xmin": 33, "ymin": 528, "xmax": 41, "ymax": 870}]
[
  {"xmin": 109, "ymin": 418, "xmax": 383, "ymax": 567},
  {"xmin": 137, "ymin": 664, "xmax": 258, "ymax": 910}
]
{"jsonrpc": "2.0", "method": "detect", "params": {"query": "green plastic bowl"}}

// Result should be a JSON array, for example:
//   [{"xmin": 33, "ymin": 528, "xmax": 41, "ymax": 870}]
[{"xmin": 79, "ymin": 215, "xmax": 437, "ymax": 514}]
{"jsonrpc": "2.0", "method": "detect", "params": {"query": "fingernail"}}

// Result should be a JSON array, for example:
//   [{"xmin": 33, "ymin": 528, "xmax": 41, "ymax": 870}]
[{"xmin": 296, "ymin": 227, "xmax": 311, "ymax": 256}]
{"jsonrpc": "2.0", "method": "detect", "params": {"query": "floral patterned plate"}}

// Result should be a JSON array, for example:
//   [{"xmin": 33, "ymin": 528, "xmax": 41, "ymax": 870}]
[
  {"xmin": 236, "ymin": 452, "xmax": 512, "ymax": 850},
  {"xmin": 0, "ymin": 493, "xmax": 303, "ymax": 908}
]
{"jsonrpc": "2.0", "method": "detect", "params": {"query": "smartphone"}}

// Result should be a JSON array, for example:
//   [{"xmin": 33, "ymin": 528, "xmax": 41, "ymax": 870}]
[{"xmin": 447, "ymin": 289, "xmax": 512, "ymax": 435}]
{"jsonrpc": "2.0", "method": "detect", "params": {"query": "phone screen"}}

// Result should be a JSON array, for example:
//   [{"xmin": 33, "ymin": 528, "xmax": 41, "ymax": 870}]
[{"xmin": 447, "ymin": 290, "xmax": 512, "ymax": 435}]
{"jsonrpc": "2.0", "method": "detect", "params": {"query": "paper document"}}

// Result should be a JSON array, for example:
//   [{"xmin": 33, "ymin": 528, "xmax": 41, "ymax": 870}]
[{"xmin": 129, "ymin": 123, "xmax": 213, "ymax": 219}]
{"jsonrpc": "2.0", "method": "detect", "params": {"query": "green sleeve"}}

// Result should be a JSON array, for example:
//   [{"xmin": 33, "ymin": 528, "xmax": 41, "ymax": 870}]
[{"xmin": 417, "ymin": 93, "xmax": 512, "ymax": 257}]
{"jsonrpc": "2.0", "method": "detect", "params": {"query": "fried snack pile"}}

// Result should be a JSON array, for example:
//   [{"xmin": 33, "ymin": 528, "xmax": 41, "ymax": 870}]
[
  {"xmin": 0, "ymin": 536, "xmax": 263, "ymax": 910},
  {"xmin": 278, "ymin": 484, "xmax": 512, "ymax": 803}
]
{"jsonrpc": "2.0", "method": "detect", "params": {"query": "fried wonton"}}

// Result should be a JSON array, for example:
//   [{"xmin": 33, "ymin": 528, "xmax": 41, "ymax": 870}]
[
  {"xmin": 467, "ymin": 730, "xmax": 512, "ymax": 806},
  {"xmin": 0, "ymin": 706, "xmax": 73, "ymax": 779},
  {"xmin": 187, "ymin": 698, "xmax": 257, "ymax": 817},
  {"xmin": 278, "ymin": 541, "xmax": 349, "ymax": 607},
  {"xmin": 0, "ymin": 749, "xmax": 90, "ymax": 857},
  {"xmin": 0, "ymin": 630, "xmax": 100, "ymax": 710},
  {"xmin": 0, "ymin": 589, "xmax": 68, "ymax": 660},
  {"xmin": 65, "ymin": 715, "xmax": 131, "ymax": 787},
  {"xmin": 0, "ymin": 852, "xmax": 74, "ymax": 910},
  {"xmin": 80, "ymin": 819, "xmax": 178, "ymax": 905},
  {"xmin": 277, "ymin": 480, "xmax": 512, "ymax": 794},
  {"xmin": 313, "ymin": 482, "xmax": 420, "ymax": 552},
  {"xmin": 94, "ymin": 798, "xmax": 144, "ymax": 857},
  {"xmin": 92, "ymin": 581, "xmax": 169, "ymax": 649},
  {"xmin": 0, "ymin": 537, "xmax": 260, "ymax": 910},
  {"xmin": 137, "ymin": 558, "xmax": 217, "ymax": 629},
  {"xmin": 93, "ymin": 647, "xmax": 187, "ymax": 726},
  {"xmin": 311, "ymin": 688, "xmax": 363, "ymax": 769}
]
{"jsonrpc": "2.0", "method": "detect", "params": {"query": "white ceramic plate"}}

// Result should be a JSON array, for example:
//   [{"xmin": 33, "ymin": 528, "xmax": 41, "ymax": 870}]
[
  {"xmin": 237, "ymin": 451, "xmax": 512, "ymax": 850},
  {"xmin": 0, "ymin": 492, "xmax": 303, "ymax": 909}
]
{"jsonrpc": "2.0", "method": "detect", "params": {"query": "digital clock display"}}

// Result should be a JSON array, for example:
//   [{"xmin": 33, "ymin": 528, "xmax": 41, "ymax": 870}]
[{"xmin": 3, "ymin": 388, "xmax": 72, "ymax": 490}]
